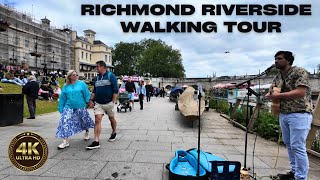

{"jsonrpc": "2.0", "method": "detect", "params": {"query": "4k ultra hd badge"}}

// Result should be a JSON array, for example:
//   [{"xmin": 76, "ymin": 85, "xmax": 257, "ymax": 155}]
[{"xmin": 8, "ymin": 132, "xmax": 48, "ymax": 172}]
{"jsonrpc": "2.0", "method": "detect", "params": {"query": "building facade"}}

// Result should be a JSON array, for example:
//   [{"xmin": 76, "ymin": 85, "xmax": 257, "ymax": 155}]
[
  {"xmin": 0, "ymin": 4, "xmax": 72, "ymax": 72},
  {"xmin": 71, "ymin": 29, "xmax": 113, "ymax": 80}
]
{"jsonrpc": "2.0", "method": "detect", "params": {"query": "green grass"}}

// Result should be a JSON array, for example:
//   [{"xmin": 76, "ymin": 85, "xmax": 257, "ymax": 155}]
[{"xmin": 0, "ymin": 78, "xmax": 67, "ymax": 117}]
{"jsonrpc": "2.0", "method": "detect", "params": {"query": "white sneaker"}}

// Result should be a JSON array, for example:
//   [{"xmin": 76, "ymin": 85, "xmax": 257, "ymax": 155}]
[
  {"xmin": 84, "ymin": 131, "xmax": 90, "ymax": 141},
  {"xmin": 58, "ymin": 140, "xmax": 69, "ymax": 149}
]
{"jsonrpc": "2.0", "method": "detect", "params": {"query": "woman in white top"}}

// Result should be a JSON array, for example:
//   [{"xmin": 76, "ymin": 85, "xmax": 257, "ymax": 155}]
[{"xmin": 53, "ymin": 84, "xmax": 62, "ymax": 99}]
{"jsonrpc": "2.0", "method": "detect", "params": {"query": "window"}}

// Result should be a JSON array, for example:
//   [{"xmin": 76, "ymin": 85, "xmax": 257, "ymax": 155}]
[
  {"xmin": 25, "ymin": 39, "xmax": 29, "ymax": 48},
  {"xmin": 81, "ymin": 52, "xmax": 84, "ymax": 59},
  {"xmin": 105, "ymin": 55, "xmax": 108, "ymax": 61},
  {"xmin": 86, "ymin": 53, "xmax": 88, "ymax": 60},
  {"xmin": 86, "ymin": 45, "xmax": 88, "ymax": 49},
  {"xmin": 90, "ymin": 54, "xmax": 91, "ymax": 61},
  {"xmin": 15, "ymin": 37, "xmax": 20, "ymax": 45}
]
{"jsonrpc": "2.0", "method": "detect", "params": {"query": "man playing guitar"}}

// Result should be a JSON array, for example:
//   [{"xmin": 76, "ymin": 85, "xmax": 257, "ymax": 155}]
[{"xmin": 265, "ymin": 51, "xmax": 313, "ymax": 180}]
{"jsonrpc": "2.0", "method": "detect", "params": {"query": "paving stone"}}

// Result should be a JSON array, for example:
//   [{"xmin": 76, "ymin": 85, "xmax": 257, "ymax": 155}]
[
  {"xmin": 0, "ymin": 159, "xmax": 61, "ymax": 176},
  {"xmin": 89, "ymin": 149, "xmax": 136, "ymax": 162},
  {"xmin": 40, "ymin": 160, "xmax": 106, "ymax": 178},
  {"xmin": 223, "ymin": 154, "xmax": 270, "ymax": 169},
  {"xmin": 121, "ymin": 129, "xmax": 148, "ymax": 135},
  {"xmin": 128, "ymin": 142, "xmax": 171, "ymax": 151},
  {"xmin": 96, "ymin": 162, "xmax": 163, "ymax": 180},
  {"xmin": 158, "ymin": 136, "xmax": 183, "ymax": 143},
  {"xmin": 0, "ymin": 158, "xmax": 10, "ymax": 172},
  {"xmin": 1, "ymin": 176, "xmax": 74, "ymax": 180},
  {"xmin": 53, "ymin": 148, "xmax": 96, "ymax": 160},
  {"xmin": 147, "ymin": 130, "xmax": 174, "ymax": 136},
  {"xmin": 133, "ymin": 151, "xmax": 174, "ymax": 164},
  {"xmin": 233, "ymin": 145, "xmax": 288, "ymax": 157},
  {"xmin": 0, "ymin": 174, "xmax": 8, "ymax": 179},
  {"xmin": 183, "ymin": 137, "xmax": 221, "ymax": 145},
  {"xmin": 120, "ymin": 134, "xmax": 158, "ymax": 142},
  {"xmin": 256, "ymin": 155, "xmax": 290, "ymax": 169}
]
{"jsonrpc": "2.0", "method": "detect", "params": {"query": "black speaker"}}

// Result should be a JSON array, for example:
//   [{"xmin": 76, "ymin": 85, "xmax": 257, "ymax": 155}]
[{"xmin": 0, "ymin": 94, "xmax": 24, "ymax": 127}]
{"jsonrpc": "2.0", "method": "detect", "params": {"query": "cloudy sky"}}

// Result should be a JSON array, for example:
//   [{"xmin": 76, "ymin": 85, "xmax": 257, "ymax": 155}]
[{"xmin": 7, "ymin": 0, "xmax": 320, "ymax": 77}]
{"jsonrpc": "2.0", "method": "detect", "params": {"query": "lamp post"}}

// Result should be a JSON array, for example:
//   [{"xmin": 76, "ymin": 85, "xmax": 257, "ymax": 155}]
[
  {"xmin": 30, "ymin": 37, "xmax": 41, "ymax": 69},
  {"xmin": 9, "ymin": 48, "xmax": 17, "ymax": 65},
  {"xmin": 41, "ymin": 55, "xmax": 46, "ymax": 66},
  {"xmin": 41, "ymin": 55, "xmax": 47, "ymax": 76},
  {"xmin": 50, "ymin": 51, "xmax": 57, "ymax": 72}
]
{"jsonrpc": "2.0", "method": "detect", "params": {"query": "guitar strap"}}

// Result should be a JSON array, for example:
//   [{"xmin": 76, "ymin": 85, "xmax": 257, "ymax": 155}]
[
  {"xmin": 280, "ymin": 74, "xmax": 286, "ymax": 93},
  {"xmin": 280, "ymin": 66, "xmax": 293, "ymax": 93}
]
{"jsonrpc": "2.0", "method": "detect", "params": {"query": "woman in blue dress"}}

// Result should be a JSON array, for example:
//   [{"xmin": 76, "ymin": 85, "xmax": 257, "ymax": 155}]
[{"xmin": 56, "ymin": 70, "xmax": 94, "ymax": 149}]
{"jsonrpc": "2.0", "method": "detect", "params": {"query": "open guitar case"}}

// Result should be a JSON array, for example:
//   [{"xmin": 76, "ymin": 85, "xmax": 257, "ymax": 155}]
[{"xmin": 166, "ymin": 85, "xmax": 241, "ymax": 180}]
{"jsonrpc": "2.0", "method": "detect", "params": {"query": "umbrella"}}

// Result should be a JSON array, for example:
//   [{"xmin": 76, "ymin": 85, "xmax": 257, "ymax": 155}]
[{"xmin": 213, "ymin": 83, "xmax": 224, "ymax": 88}]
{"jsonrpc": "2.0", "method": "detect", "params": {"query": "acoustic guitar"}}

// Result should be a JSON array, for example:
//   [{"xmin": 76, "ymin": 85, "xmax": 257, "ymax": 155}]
[{"xmin": 270, "ymin": 87, "xmax": 281, "ymax": 116}]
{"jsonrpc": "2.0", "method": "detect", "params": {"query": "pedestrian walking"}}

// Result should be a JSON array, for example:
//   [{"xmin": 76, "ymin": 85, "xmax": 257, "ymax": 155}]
[
  {"xmin": 125, "ymin": 76, "xmax": 136, "ymax": 108},
  {"xmin": 137, "ymin": 80, "xmax": 146, "ymax": 110},
  {"xmin": 56, "ymin": 70, "xmax": 94, "ymax": 149},
  {"xmin": 86, "ymin": 61, "xmax": 119, "ymax": 149},
  {"xmin": 145, "ymin": 80, "xmax": 153, "ymax": 102},
  {"xmin": 22, "ymin": 76, "xmax": 39, "ymax": 119}
]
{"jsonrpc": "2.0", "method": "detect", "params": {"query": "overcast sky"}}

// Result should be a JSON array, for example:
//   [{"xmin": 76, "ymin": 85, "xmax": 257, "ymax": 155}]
[{"xmin": 8, "ymin": 0, "xmax": 320, "ymax": 78}]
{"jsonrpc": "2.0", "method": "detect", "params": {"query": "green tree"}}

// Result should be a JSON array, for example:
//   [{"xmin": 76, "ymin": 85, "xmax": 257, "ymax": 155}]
[
  {"xmin": 137, "ymin": 39, "xmax": 185, "ymax": 78},
  {"xmin": 112, "ymin": 42, "xmax": 143, "ymax": 76}
]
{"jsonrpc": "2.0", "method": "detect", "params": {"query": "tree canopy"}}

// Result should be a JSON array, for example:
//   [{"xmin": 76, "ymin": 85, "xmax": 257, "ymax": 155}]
[{"xmin": 112, "ymin": 39, "xmax": 185, "ymax": 78}]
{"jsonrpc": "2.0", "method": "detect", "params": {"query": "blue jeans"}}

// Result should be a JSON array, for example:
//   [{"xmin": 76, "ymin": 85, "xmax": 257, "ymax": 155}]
[{"xmin": 280, "ymin": 112, "xmax": 313, "ymax": 180}]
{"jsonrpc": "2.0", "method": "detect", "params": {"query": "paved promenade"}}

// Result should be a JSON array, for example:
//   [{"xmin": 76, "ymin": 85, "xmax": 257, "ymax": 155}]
[{"xmin": 0, "ymin": 97, "xmax": 319, "ymax": 180}]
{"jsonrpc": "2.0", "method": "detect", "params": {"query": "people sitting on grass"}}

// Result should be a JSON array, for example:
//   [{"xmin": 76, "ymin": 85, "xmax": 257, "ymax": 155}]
[
  {"xmin": 52, "ymin": 84, "xmax": 61, "ymax": 100},
  {"xmin": 19, "ymin": 73, "xmax": 28, "ymax": 84},
  {"xmin": 0, "ymin": 69, "xmax": 4, "ymax": 80},
  {"xmin": 50, "ymin": 74, "xmax": 58, "ymax": 86},
  {"xmin": 38, "ymin": 83, "xmax": 53, "ymax": 100},
  {"xmin": 1, "ymin": 69, "xmax": 24, "ymax": 86}
]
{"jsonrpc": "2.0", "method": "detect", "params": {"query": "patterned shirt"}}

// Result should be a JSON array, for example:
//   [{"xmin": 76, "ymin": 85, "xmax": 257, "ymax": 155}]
[{"xmin": 272, "ymin": 66, "xmax": 312, "ymax": 114}]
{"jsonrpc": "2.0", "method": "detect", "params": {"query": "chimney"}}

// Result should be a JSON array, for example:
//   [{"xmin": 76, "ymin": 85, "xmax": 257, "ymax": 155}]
[
  {"xmin": 41, "ymin": 16, "xmax": 50, "ymax": 28},
  {"xmin": 83, "ymin": 29, "xmax": 96, "ymax": 44}
]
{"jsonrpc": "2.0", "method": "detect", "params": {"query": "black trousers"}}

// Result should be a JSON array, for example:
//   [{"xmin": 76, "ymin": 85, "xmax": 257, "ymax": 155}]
[
  {"xmin": 146, "ymin": 93, "xmax": 151, "ymax": 102},
  {"xmin": 139, "ymin": 94, "xmax": 144, "ymax": 109},
  {"xmin": 26, "ymin": 96, "xmax": 36, "ymax": 118}
]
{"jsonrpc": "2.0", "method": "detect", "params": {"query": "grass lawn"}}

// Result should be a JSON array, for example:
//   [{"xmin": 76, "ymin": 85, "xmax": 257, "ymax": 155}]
[{"xmin": 0, "ymin": 78, "xmax": 67, "ymax": 117}]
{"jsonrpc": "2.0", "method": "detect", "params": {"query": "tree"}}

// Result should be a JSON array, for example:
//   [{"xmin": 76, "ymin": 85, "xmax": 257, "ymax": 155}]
[
  {"xmin": 137, "ymin": 39, "xmax": 185, "ymax": 78},
  {"xmin": 112, "ymin": 39, "xmax": 185, "ymax": 78},
  {"xmin": 318, "ymin": 64, "xmax": 320, "ymax": 77},
  {"xmin": 112, "ymin": 42, "xmax": 143, "ymax": 76}
]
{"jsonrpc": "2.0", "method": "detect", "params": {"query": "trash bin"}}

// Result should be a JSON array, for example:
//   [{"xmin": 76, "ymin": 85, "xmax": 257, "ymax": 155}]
[{"xmin": 0, "ymin": 94, "xmax": 24, "ymax": 126}]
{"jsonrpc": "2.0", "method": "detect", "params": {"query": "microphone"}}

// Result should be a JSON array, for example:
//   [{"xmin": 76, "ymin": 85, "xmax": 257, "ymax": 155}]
[{"xmin": 263, "ymin": 64, "xmax": 275, "ymax": 74}]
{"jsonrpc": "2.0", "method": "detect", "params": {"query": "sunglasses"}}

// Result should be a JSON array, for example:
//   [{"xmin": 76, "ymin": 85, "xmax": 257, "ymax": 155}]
[{"xmin": 71, "ymin": 74, "xmax": 78, "ymax": 77}]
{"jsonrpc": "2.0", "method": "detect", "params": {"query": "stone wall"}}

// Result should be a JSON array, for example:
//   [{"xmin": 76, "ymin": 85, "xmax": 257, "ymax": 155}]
[{"xmin": 153, "ymin": 75, "xmax": 320, "ymax": 92}]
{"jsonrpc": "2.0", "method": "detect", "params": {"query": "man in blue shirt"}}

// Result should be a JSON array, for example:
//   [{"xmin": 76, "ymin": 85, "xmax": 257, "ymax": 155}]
[{"xmin": 87, "ymin": 61, "xmax": 119, "ymax": 149}]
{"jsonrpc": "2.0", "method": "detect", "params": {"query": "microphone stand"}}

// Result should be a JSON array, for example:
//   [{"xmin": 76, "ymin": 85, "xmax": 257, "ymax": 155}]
[
  {"xmin": 235, "ymin": 70, "xmax": 269, "ymax": 171},
  {"xmin": 197, "ymin": 87, "xmax": 202, "ymax": 177}
]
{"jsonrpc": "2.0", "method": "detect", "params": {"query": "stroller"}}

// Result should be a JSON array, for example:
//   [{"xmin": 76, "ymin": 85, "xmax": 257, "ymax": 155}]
[{"xmin": 117, "ymin": 92, "xmax": 132, "ymax": 112}]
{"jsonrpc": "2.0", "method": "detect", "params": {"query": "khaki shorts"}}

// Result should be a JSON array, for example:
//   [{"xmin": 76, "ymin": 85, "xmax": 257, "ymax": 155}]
[{"xmin": 94, "ymin": 102, "xmax": 115, "ymax": 117}]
